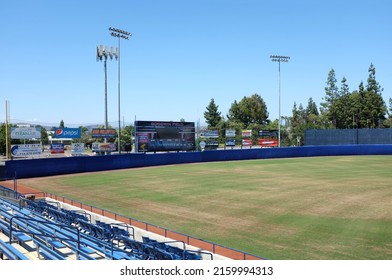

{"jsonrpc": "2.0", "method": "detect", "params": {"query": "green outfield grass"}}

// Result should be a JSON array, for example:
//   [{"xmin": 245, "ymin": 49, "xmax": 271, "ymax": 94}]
[{"xmin": 20, "ymin": 155, "xmax": 392, "ymax": 259}]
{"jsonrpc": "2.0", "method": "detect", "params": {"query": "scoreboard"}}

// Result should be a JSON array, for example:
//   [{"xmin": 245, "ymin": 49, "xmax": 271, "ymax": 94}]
[{"xmin": 135, "ymin": 121, "xmax": 195, "ymax": 152}]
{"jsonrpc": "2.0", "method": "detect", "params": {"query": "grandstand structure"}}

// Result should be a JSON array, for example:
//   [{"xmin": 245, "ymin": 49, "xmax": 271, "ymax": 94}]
[{"xmin": 0, "ymin": 185, "xmax": 232, "ymax": 260}]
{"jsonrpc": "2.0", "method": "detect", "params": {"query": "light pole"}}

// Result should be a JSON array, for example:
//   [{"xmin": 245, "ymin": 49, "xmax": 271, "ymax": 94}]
[
  {"xmin": 5, "ymin": 100, "xmax": 11, "ymax": 159},
  {"xmin": 109, "ymin": 27, "xmax": 131, "ymax": 154},
  {"xmin": 270, "ymin": 55, "xmax": 290, "ymax": 147},
  {"xmin": 97, "ymin": 45, "xmax": 117, "ymax": 130}
]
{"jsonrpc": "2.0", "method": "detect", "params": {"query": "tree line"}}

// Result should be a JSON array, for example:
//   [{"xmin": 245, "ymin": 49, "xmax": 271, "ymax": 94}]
[
  {"xmin": 204, "ymin": 63, "xmax": 391, "ymax": 146},
  {"xmin": 1, "ymin": 64, "xmax": 390, "ymax": 153}
]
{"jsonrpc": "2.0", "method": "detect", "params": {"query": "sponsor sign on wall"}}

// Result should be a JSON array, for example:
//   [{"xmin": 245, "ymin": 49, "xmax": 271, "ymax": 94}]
[
  {"xmin": 50, "ymin": 143, "xmax": 65, "ymax": 154},
  {"xmin": 241, "ymin": 130, "xmax": 252, "ymax": 138},
  {"xmin": 226, "ymin": 139, "xmax": 236, "ymax": 146},
  {"xmin": 200, "ymin": 130, "xmax": 219, "ymax": 138},
  {"xmin": 11, "ymin": 127, "xmax": 41, "ymax": 139},
  {"xmin": 11, "ymin": 144, "xmax": 42, "ymax": 157},
  {"xmin": 53, "ymin": 127, "xmax": 81, "ymax": 138},
  {"xmin": 258, "ymin": 139, "xmax": 278, "ymax": 147},
  {"xmin": 225, "ymin": 129, "xmax": 236, "ymax": 138},
  {"xmin": 242, "ymin": 139, "xmax": 252, "ymax": 146},
  {"xmin": 71, "ymin": 143, "xmax": 85, "ymax": 155},
  {"xmin": 91, "ymin": 128, "xmax": 117, "ymax": 138},
  {"xmin": 258, "ymin": 130, "xmax": 278, "ymax": 147},
  {"xmin": 92, "ymin": 142, "xmax": 116, "ymax": 152}
]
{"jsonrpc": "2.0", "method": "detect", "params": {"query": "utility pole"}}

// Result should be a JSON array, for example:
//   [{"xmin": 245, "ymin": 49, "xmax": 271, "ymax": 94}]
[
  {"xmin": 109, "ymin": 27, "xmax": 132, "ymax": 154},
  {"xmin": 270, "ymin": 55, "xmax": 290, "ymax": 147}
]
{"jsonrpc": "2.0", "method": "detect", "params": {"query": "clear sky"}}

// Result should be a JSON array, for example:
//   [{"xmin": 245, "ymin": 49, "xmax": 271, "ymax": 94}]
[{"xmin": 1, "ymin": 0, "xmax": 391, "ymax": 128}]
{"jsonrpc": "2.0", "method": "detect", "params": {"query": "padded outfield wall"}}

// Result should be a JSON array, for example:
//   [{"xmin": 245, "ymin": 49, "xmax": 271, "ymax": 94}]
[
  {"xmin": 5, "ymin": 144, "xmax": 392, "ymax": 179},
  {"xmin": 305, "ymin": 128, "xmax": 392, "ymax": 145}
]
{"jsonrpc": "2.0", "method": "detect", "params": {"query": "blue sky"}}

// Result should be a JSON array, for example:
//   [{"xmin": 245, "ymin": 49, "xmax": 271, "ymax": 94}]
[{"xmin": 1, "ymin": 0, "xmax": 391, "ymax": 127}]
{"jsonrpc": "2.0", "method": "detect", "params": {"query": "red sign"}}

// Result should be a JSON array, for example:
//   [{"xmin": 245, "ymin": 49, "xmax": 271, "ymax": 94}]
[
  {"xmin": 50, "ymin": 143, "xmax": 65, "ymax": 154},
  {"xmin": 92, "ymin": 128, "xmax": 117, "ymax": 138},
  {"xmin": 242, "ymin": 130, "xmax": 252, "ymax": 137},
  {"xmin": 258, "ymin": 138, "xmax": 278, "ymax": 147},
  {"xmin": 242, "ymin": 139, "xmax": 252, "ymax": 146}
]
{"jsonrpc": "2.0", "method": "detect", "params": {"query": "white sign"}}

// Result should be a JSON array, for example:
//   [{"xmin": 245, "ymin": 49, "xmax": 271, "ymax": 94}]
[
  {"xmin": 11, "ymin": 144, "xmax": 42, "ymax": 157},
  {"xmin": 242, "ymin": 129, "xmax": 252, "ymax": 137},
  {"xmin": 92, "ymin": 142, "xmax": 116, "ymax": 152},
  {"xmin": 71, "ymin": 143, "xmax": 85, "ymax": 155},
  {"xmin": 225, "ymin": 129, "xmax": 236, "ymax": 138},
  {"xmin": 11, "ymin": 127, "xmax": 41, "ymax": 139}
]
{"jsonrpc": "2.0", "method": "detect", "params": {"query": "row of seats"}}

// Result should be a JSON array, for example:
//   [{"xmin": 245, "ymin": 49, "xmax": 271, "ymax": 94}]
[
  {"xmin": 1, "ymin": 197, "xmax": 107, "ymax": 259},
  {"xmin": 1, "ymin": 194, "xmax": 207, "ymax": 260},
  {"xmin": 122, "ymin": 236, "xmax": 206, "ymax": 260}
]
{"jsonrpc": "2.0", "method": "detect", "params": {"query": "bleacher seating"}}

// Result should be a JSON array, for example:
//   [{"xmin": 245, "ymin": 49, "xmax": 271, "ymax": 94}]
[
  {"xmin": 0, "ymin": 239, "xmax": 29, "ymax": 260},
  {"xmin": 1, "ymin": 190, "xmax": 207, "ymax": 260}
]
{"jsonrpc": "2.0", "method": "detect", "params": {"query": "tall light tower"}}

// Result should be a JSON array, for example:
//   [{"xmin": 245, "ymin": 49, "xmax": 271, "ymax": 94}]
[
  {"xmin": 5, "ymin": 100, "xmax": 11, "ymax": 159},
  {"xmin": 109, "ymin": 27, "xmax": 132, "ymax": 154},
  {"xmin": 270, "ymin": 55, "xmax": 290, "ymax": 147},
  {"xmin": 97, "ymin": 45, "xmax": 117, "ymax": 130}
]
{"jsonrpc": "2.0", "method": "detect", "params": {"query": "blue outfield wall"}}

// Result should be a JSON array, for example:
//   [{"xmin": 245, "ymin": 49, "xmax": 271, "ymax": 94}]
[
  {"xmin": 5, "ymin": 144, "xmax": 392, "ymax": 179},
  {"xmin": 305, "ymin": 128, "xmax": 392, "ymax": 145}
]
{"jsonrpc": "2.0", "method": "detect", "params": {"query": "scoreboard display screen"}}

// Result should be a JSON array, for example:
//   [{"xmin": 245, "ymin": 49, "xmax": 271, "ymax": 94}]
[{"xmin": 135, "ymin": 121, "xmax": 196, "ymax": 152}]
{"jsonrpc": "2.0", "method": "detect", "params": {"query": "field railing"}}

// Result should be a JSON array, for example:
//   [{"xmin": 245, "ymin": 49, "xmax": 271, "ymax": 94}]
[{"xmin": 45, "ymin": 192, "xmax": 264, "ymax": 260}]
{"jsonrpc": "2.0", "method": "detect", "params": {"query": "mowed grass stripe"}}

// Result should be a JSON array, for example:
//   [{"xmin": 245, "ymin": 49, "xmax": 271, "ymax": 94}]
[{"xmin": 20, "ymin": 155, "xmax": 392, "ymax": 259}]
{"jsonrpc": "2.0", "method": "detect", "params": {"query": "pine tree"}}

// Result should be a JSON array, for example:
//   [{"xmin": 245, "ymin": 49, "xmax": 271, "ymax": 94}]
[
  {"xmin": 357, "ymin": 81, "xmax": 369, "ymax": 128},
  {"xmin": 365, "ymin": 63, "xmax": 386, "ymax": 127},
  {"xmin": 305, "ymin": 98, "xmax": 320, "ymax": 127},
  {"xmin": 290, "ymin": 102, "xmax": 306, "ymax": 146},
  {"xmin": 204, "ymin": 98, "xmax": 222, "ymax": 128},
  {"xmin": 389, "ymin": 98, "xmax": 392, "ymax": 117},
  {"xmin": 388, "ymin": 98, "xmax": 392, "ymax": 126},
  {"xmin": 367, "ymin": 63, "xmax": 383, "ymax": 95},
  {"xmin": 306, "ymin": 97, "xmax": 319, "ymax": 117},
  {"xmin": 321, "ymin": 69, "xmax": 339, "ymax": 127},
  {"xmin": 336, "ymin": 76, "xmax": 352, "ymax": 128}
]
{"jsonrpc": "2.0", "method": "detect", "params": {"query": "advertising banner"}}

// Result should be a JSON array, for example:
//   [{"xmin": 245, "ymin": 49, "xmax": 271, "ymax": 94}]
[
  {"xmin": 242, "ymin": 139, "xmax": 252, "ymax": 146},
  {"xmin": 71, "ymin": 143, "xmax": 85, "ymax": 155},
  {"xmin": 258, "ymin": 139, "xmax": 278, "ymax": 147},
  {"xmin": 205, "ymin": 139, "xmax": 219, "ymax": 148},
  {"xmin": 225, "ymin": 139, "xmax": 236, "ymax": 146},
  {"xmin": 225, "ymin": 129, "xmax": 236, "ymax": 138},
  {"xmin": 11, "ymin": 144, "xmax": 42, "ymax": 157},
  {"xmin": 92, "ymin": 128, "xmax": 117, "ymax": 138},
  {"xmin": 11, "ymin": 127, "xmax": 41, "ymax": 139},
  {"xmin": 53, "ymin": 127, "xmax": 81, "ymax": 138},
  {"xmin": 258, "ymin": 130, "xmax": 278, "ymax": 137},
  {"xmin": 50, "ymin": 143, "xmax": 65, "ymax": 154},
  {"xmin": 200, "ymin": 130, "xmax": 219, "ymax": 138},
  {"xmin": 258, "ymin": 130, "xmax": 278, "ymax": 147},
  {"xmin": 241, "ymin": 130, "xmax": 252, "ymax": 138},
  {"xmin": 92, "ymin": 142, "xmax": 116, "ymax": 152}
]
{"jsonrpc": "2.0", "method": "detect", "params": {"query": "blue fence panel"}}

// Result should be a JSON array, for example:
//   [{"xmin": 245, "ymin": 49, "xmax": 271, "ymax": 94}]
[
  {"xmin": 4, "ymin": 145, "xmax": 392, "ymax": 179},
  {"xmin": 305, "ymin": 129, "xmax": 392, "ymax": 145}
]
